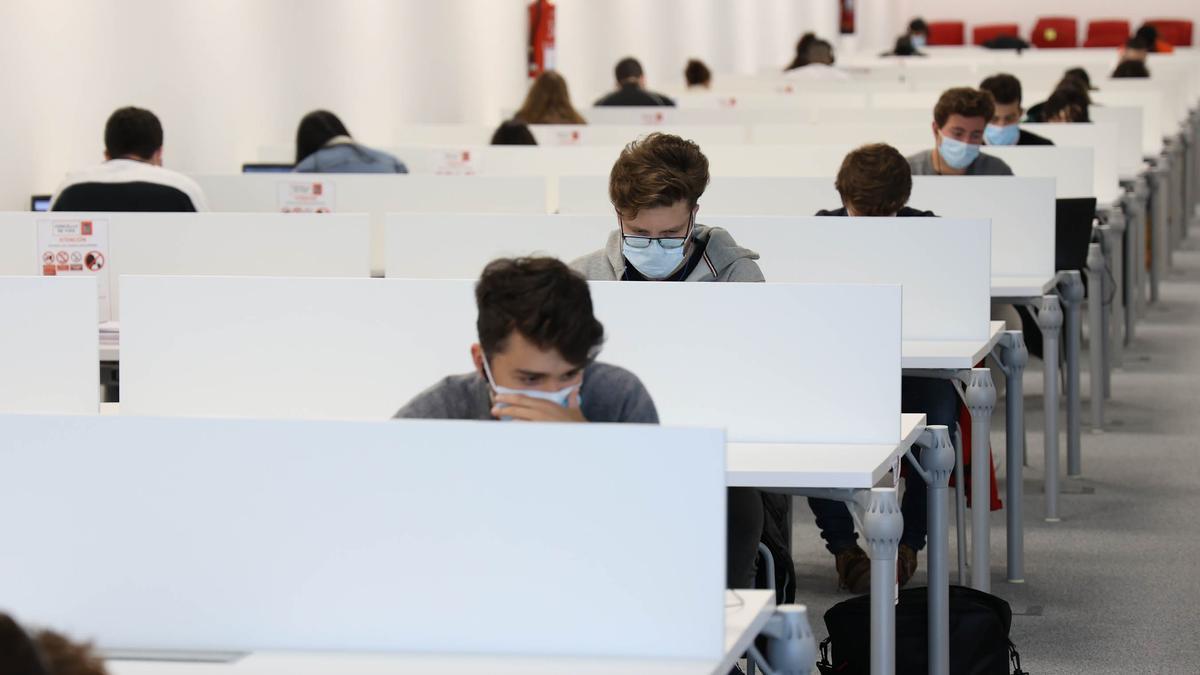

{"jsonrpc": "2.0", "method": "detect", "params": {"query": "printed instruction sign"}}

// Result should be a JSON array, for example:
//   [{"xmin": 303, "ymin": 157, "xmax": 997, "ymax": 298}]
[
  {"xmin": 37, "ymin": 218, "xmax": 111, "ymax": 321},
  {"xmin": 549, "ymin": 128, "xmax": 583, "ymax": 146},
  {"xmin": 433, "ymin": 149, "xmax": 480, "ymax": 176},
  {"xmin": 278, "ymin": 180, "xmax": 336, "ymax": 213}
]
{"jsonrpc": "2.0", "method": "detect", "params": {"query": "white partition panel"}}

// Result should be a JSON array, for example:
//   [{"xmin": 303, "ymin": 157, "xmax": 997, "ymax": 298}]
[
  {"xmin": 0, "ymin": 414, "xmax": 724, "ymax": 658},
  {"xmin": 701, "ymin": 217, "xmax": 990, "ymax": 342},
  {"xmin": 1088, "ymin": 107, "xmax": 1146, "ymax": 177},
  {"xmin": 393, "ymin": 145, "xmax": 620, "ymax": 177},
  {"xmin": 985, "ymin": 146, "xmax": 1093, "ymax": 199},
  {"xmin": 747, "ymin": 124, "xmax": 930, "ymax": 147},
  {"xmin": 385, "ymin": 213, "xmax": 611, "ymax": 278},
  {"xmin": 0, "ymin": 277, "xmax": 97, "ymax": 413},
  {"xmin": 1023, "ymin": 123, "xmax": 1120, "ymax": 203},
  {"xmin": 530, "ymin": 124, "xmax": 747, "ymax": 147},
  {"xmin": 121, "ymin": 276, "xmax": 901, "ymax": 444},
  {"xmin": 0, "ymin": 215, "xmax": 38, "ymax": 275},
  {"xmin": 1093, "ymin": 89, "xmax": 1164, "ymax": 155}
]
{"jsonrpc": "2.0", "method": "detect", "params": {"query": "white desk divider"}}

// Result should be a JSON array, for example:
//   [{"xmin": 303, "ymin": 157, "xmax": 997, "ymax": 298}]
[
  {"xmin": 555, "ymin": 175, "xmax": 1054, "ymax": 283},
  {"xmin": 747, "ymin": 123, "xmax": 931, "ymax": 147},
  {"xmin": 392, "ymin": 145, "xmax": 621, "ymax": 177},
  {"xmin": 529, "ymin": 124, "xmax": 747, "ymax": 147},
  {"xmin": 385, "ymin": 213, "xmax": 611, "ymax": 278},
  {"xmin": 702, "ymin": 216, "xmax": 991, "ymax": 342},
  {"xmin": 0, "ymin": 212, "xmax": 372, "ymax": 320},
  {"xmin": 0, "ymin": 277, "xmax": 98, "ymax": 413},
  {"xmin": 1023, "ymin": 123, "xmax": 1121, "ymax": 203},
  {"xmin": 1088, "ymin": 106, "xmax": 1146, "ymax": 177},
  {"xmin": 120, "ymin": 276, "xmax": 901, "ymax": 444},
  {"xmin": 0, "ymin": 413, "xmax": 725, "ymax": 659},
  {"xmin": 191, "ymin": 174, "xmax": 550, "ymax": 273},
  {"xmin": 984, "ymin": 145, "xmax": 1093, "ymax": 199}
]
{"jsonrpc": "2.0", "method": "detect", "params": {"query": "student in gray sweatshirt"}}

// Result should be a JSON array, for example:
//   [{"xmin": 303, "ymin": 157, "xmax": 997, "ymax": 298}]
[
  {"xmin": 906, "ymin": 87, "xmax": 1013, "ymax": 177},
  {"xmin": 569, "ymin": 133, "xmax": 767, "ymax": 594}
]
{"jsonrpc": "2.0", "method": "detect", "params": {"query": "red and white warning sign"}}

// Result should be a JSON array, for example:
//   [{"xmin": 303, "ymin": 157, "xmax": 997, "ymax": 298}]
[
  {"xmin": 433, "ymin": 149, "xmax": 479, "ymax": 176},
  {"xmin": 549, "ymin": 128, "xmax": 583, "ymax": 146},
  {"xmin": 278, "ymin": 180, "xmax": 336, "ymax": 213},
  {"xmin": 37, "ymin": 218, "xmax": 111, "ymax": 321}
]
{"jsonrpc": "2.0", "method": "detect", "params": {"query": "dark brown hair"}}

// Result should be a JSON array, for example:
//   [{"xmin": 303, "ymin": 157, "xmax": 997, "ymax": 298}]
[
  {"xmin": 933, "ymin": 87, "xmax": 996, "ymax": 127},
  {"xmin": 835, "ymin": 144, "xmax": 913, "ymax": 216},
  {"xmin": 609, "ymin": 133, "xmax": 709, "ymax": 219},
  {"xmin": 514, "ymin": 71, "xmax": 586, "ymax": 125},
  {"xmin": 979, "ymin": 73, "xmax": 1022, "ymax": 106},
  {"xmin": 0, "ymin": 613, "xmax": 108, "ymax": 675},
  {"xmin": 104, "ymin": 107, "xmax": 163, "ymax": 161},
  {"xmin": 684, "ymin": 59, "xmax": 711, "ymax": 87},
  {"xmin": 475, "ymin": 257, "xmax": 604, "ymax": 366}
]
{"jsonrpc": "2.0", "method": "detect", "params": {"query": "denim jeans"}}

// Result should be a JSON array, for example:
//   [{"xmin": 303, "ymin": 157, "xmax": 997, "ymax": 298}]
[{"xmin": 807, "ymin": 376, "xmax": 959, "ymax": 554}]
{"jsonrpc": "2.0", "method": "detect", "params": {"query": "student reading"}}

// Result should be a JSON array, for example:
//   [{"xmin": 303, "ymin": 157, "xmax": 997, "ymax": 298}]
[
  {"xmin": 909, "ymin": 88, "xmax": 1014, "ymax": 176},
  {"xmin": 569, "ymin": 133, "xmax": 766, "ymax": 592}
]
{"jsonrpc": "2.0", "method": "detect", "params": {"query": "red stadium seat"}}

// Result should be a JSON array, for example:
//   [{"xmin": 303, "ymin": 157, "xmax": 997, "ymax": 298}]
[
  {"xmin": 1147, "ymin": 19, "xmax": 1193, "ymax": 46},
  {"xmin": 1083, "ymin": 19, "xmax": 1130, "ymax": 48},
  {"xmin": 926, "ymin": 21, "xmax": 965, "ymax": 46},
  {"xmin": 1032, "ymin": 16, "xmax": 1079, "ymax": 48},
  {"xmin": 972, "ymin": 23, "xmax": 1020, "ymax": 46}
]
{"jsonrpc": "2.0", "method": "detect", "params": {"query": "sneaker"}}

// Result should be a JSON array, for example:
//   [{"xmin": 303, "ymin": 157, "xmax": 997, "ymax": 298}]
[
  {"xmin": 835, "ymin": 545, "xmax": 871, "ymax": 594},
  {"xmin": 898, "ymin": 544, "xmax": 919, "ymax": 588}
]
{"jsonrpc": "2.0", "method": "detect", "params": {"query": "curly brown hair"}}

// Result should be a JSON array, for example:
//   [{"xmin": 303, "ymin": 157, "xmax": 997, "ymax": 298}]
[
  {"xmin": 933, "ymin": 87, "xmax": 995, "ymax": 127},
  {"xmin": 609, "ymin": 133, "xmax": 710, "ymax": 220},
  {"xmin": 835, "ymin": 144, "xmax": 912, "ymax": 216},
  {"xmin": 513, "ymin": 71, "xmax": 586, "ymax": 125},
  {"xmin": 35, "ymin": 630, "xmax": 108, "ymax": 675}
]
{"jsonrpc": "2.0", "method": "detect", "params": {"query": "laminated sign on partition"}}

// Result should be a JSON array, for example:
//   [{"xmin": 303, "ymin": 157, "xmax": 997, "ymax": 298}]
[
  {"xmin": 278, "ymin": 180, "xmax": 335, "ymax": 213},
  {"xmin": 434, "ymin": 149, "xmax": 479, "ymax": 176},
  {"xmin": 37, "ymin": 218, "xmax": 111, "ymax": 321}
]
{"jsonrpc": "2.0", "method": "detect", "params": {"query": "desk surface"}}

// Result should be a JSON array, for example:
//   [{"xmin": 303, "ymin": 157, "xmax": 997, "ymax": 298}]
[
  {"xmin": 727, "ymin": 413, "xmax": 925, "ymax": 489},
  {"xmin": 106, "ymin": 591, "xmax": 774, "ymax": 675},
  {"xmin": 991, "ymin": 275, "xmax": 1056, "ymax": 300},
  {"xmin": 901, "ymin": 320, "xmax": 1005, "ymax": 370}
]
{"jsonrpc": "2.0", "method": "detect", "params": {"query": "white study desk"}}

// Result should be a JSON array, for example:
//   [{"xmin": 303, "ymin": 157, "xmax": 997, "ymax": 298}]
[
  {"xmin": 901, "ymin": 321, "xmax": 1006, "ymax": 371},
  {"xmin": 108, "ymin": 590, "xmax": 775, "ymax": 675},
  {"xmin": 991, "ymin": 276, "xmax": 1057, "ymax": 299}
]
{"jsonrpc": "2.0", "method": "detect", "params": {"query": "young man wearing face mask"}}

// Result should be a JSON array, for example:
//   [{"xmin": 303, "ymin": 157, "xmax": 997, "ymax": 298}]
[
  {"xmin": 907, "ymin": 87, "xmax": 1014, "ymax": 176},
  {"xmin": 979, "ymin": 74, "xmax": 1054, "ymax": 147},
  {"xmin": 570, "ymin": 132, "xmax": 763, "ymax": 282},
  {"xmin": 570, "ymin": 132, "xmax": 768, "ymax": 595},
  {"xmin": 811, "ymin": 144, "xmax": 957, "ymax": 592},
  {"xmin": 394, "ymin": 256, "xmax": 655, "ymax": 424}
]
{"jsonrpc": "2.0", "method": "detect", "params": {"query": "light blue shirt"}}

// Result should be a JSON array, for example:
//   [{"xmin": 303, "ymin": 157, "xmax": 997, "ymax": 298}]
[{"xmin": 294, "ymin": 140, "xmax": 407, "ymax": 174}]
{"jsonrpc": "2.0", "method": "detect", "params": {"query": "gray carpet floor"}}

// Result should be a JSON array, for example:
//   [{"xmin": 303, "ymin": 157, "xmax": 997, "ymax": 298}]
[{"xmin": 789, "ymin": 233, "xmax": 1200, "ymax": 673}]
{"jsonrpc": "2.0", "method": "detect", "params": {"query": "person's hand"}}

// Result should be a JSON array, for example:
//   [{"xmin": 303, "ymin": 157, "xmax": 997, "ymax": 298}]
[{"xmin": 492, "ymin": 388, "xmax": 586, "ymax": 422}]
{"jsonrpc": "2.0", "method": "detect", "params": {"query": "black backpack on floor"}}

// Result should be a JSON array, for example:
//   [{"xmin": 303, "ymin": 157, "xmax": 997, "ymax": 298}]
[{"xmin": 816, "ymin": 585, "xmax": 1028, "ymax": 675}]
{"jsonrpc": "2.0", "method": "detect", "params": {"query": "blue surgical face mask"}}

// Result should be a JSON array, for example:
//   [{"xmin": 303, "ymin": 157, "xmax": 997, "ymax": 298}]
[
  {"xmin": 620, "ymin": 210, "xmax": 695, "ymax": 280},
  {"xmin": 911, "ymin": 34, "xmax": 927, "ymax": 49},
  {"xmin": 937, "ymin": 133, "xmax": 981, "ymax": 170},
  {"xmin": 984, "ymin": 123, "xmax": 1020, "ymax": 146},
  {"xmin": 481, "ymin": 355, "xmax": 578, "ymax": 420}
]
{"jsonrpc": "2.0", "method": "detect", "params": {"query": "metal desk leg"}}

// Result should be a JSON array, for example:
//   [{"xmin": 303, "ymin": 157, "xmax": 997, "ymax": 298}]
[
  {"xmin": 858, "ymin": 487, "xmax": 902, "ymax": 675},
  {"xmin": 909, "ymin": 426, "xmax": 954, "ymax": 675},
  {"xmin": 1058, "ymin": 273, "xmax": 1084, "ymax": 477},
  {"xmin": 993, "ymin": 331, "xmax": 1027, "ymax": 583},
  {"xmin": 1151, "ymin": 165, "xmax": 1168, "ymax": 303},
  {"xmin": 1036, "ymin": 293, "xmax": 1064, "ymax": 522},
  {"xmin": 758, "ymin": 605, "xmax": 818, "ymax": 674},
  {"xmin": 963, "ymin": 368, "xmax": 995, "ymax": 593},
  {"xmin": 1096, "ymin": 224, "xmax": 1114, "ymax": 399},
  {"xmin": 1087, "ymin": 242, "xmax": 1106, "ymax": 432},
  {"xmin": 1104, "ymin": 215, "xmax": 1126, "ymax": 368}
]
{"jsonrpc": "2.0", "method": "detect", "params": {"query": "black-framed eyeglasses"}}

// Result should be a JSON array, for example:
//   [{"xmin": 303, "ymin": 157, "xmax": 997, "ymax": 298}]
[{"xmin": 618, "ymin": 209, "xmax": 696, "ymax": 249}]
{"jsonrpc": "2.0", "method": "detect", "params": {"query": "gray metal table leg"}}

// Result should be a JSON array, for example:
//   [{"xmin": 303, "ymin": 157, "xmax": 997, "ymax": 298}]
[
  {"xmin": 758, "ymin": 605, "xmax": 818, "ymax": 675},
  {"xmin": 993, "ymin": 331, "xmax": 1027, "ymax": 583},
  {"xmin": 1087, "ymin": 242, "xmax": 1106, "ymax": 432},
  {"xmin": 1095, "ymin": 224, "xmax": 1114, "ymax": 400},
  {"xmin": 1104, "ymin": 214, "xmax": 1126, "ymax": 368},
  {"xmin": 1036, "ymin": 293, "xmax": 1064, "ymax": 521},
  {"xmin": 859, "ymin": 487, "xmax": 901, "ymax": 675},
  {"xmin": 1151, "ymin": 165, "xmax": 1168, "ymax": 303},
  {"xmin": 963, "ymin": 368, "xmax": 995, "ymax": 593},
  {"xmin": 907, "ymin": 425, "xmax": 954, "ymax": 675},
  {"xmin": 1058, "ymin": 273, "xmax": 1084, "ymax": 477}
]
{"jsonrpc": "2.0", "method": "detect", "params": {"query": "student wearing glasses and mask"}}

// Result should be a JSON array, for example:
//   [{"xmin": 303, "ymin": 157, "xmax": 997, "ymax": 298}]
[{"xmin": 570, "ymin": 132, "xmax": 767, "ymax": 593}]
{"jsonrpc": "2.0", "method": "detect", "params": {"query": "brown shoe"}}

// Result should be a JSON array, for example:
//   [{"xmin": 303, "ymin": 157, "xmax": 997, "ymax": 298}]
[
  {"xmin": 898, "ymin": 544, "xmax": 919, "ymax": 588},
  {"xmin": 835, "ymin": 545, "xmax": 871, "ymax": 594}
]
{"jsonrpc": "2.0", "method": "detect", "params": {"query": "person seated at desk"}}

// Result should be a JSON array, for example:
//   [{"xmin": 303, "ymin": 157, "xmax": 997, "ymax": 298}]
[
  {"xmin": 293, "ymin": 110, "xmax": 407, "ymax": 174},
  {"xmin": 51, "ymin": 106, "xmax": 207, "ymax": 212},
  {"xmin": 1119, "ymin": 36, "xmax": 1150, "ymax": 64},
  {"xmin": 1026, "ymin": 72, "xmax": 1093, "ymax": 123},
  {"xmin": 514, "ymin": 71, "xmax": 586, "ymax": 125},
  {"xmin": 811, "ymin": 143, "xmax": 957, "ymax": 592},
  {"xmin": 907, "ymin": 87, "xmax": 1014, "ymax": 176},
  {"xmin": 685, "ymin": 58, "xmax": 712, "ymax": 90},
  {"xmin": 1040, "ymin": 85, "xmax": 1090, "ymax": 123},
  {"xmin": 568, "ymin": 132, "xmax": 766, "ymax": 593},
  {"xmin": 491, "ymin": 119, "xmax": 538, "ymax": 145},
  {"xmin": 1135, "ymin": 23, "xmax": 1174, "ymax": 54},
  {"xmin": 1113, "ymin": 59, "xmax": 1151, "ymax": 79},
  {"xmin": 979, "ymin": 73, "xmax": 1054, "ymax": 146},
  {"xmin": 783, "ymin": 38, "xmax": 848, "ymax": 80},
  {"xmin": 594, "ymin": 57, "xmax": 674, "ymax": 107},
  {"xmin": 906, "ymin": 18, "xmax": 929, "ymax": 50},
  {"xmin": 0, "ymin": 612, "xmax": 108, "ymax": 675}
]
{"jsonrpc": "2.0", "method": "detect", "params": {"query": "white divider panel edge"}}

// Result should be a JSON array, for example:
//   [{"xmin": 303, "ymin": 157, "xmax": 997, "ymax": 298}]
[
  {"xmin": 702, "ymin": 216, "xmax": 991, "ymax": 342},
  {"xmin": 0, "ymin": 213, "xmax": 39, "ymax": 275},
  {"xmin": 385, "ymin": 213, "xmax": 611, "ymax": 278},
  {"xmin": 985, "ymin": 145, "xmax": 1093, "ymax": 199},
  {"xmin": 0, "ymin": 277, "xmax": 98, "ymax": 413},
  {"xmin": 120, "ymin": 276, "xmax": 901, "ymax": 444},
  {"xmin": 1023, "ymin": 122, "xmax": 1120, "ymax": 202},
  {"xmin": 529, "ymin": 124, "xmax": 747, "ymax": 147},
  {"xmin": 0, "ymin": 414, "xmax": 724, "ymax": 659}
]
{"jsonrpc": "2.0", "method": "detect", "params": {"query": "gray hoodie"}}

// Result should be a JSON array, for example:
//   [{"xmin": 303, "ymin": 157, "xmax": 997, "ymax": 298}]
[{"xmin": 569, "ymin": 225, "xmax": 765, "ymax": 282}]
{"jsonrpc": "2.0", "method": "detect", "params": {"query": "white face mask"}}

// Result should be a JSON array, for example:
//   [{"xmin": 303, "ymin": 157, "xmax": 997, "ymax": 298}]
[{"xmin": 480, "ymin": 355, "xmax": 578, "ymax": 419}]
